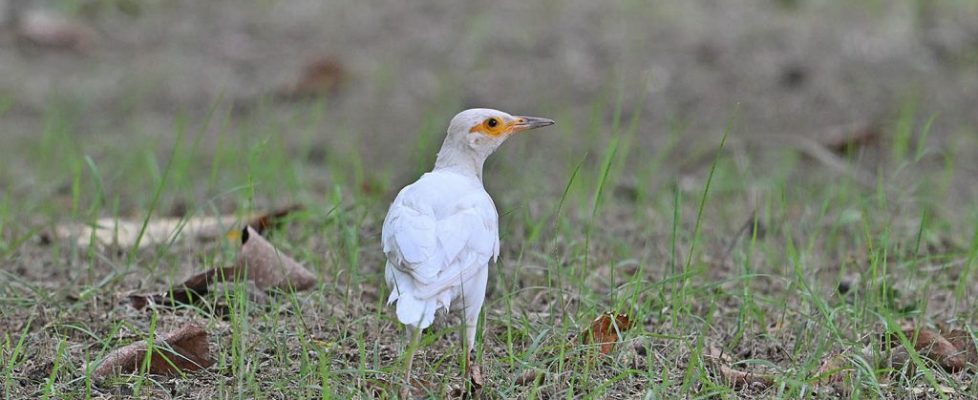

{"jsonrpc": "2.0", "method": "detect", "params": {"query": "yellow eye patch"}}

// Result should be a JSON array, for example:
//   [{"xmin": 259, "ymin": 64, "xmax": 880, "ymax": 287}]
[{"xmin": 469, "ymin": 117, "xmax": 513, "ymax": 137}]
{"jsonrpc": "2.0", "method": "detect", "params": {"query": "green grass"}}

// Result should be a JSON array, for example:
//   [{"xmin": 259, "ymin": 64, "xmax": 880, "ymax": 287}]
[{"xmin": 1, "ymin": 86, "xmax": 978, "ymax": 400}]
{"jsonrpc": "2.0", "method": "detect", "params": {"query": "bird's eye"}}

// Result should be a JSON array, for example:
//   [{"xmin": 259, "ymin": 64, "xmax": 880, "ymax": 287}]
[{"xmin": 486, "ymin": 118, "xmax": 498, "ymax": 128}]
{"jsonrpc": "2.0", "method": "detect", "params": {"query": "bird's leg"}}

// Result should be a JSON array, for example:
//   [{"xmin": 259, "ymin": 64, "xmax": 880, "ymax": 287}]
[
  {"xmin": 463, "ymin": 309, "xmax": 484, "ymax": 391},
  {"xmin": 460, "ymin": 268, "xmax": 488, "ymax": 393},
  {"xmin": 401, "ymin": 326, "xmax": 421, "ymax": 399}
]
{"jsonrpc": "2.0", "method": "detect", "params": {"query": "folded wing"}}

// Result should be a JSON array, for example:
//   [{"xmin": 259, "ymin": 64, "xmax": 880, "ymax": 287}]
[{"xmin": 383, "ymin": 189, "xmax": 499, "ymax": 328}]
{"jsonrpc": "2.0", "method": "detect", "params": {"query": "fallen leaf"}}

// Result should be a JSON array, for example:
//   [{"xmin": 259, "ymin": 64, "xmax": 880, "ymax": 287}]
[
  {"xmin": 706, "ymin": 343, "xmax": 775, "ymax": 390},
  {"xmin": 209, "ymin": 281, "xmax": 271, "ymax": 305},
  {"xmin": 56, "ymin": 216, "xmax": 236, "ymax": 250},
  {"xmin": 911, "ymin": 385, "xmax": 957, "ymax": 397},
  {"xmin": 468, "ymin": 363, "xmax": 484, "ymax": 392},
  {"xmin": 885, "ymin": 325, "xmax": 966, "ymax": 372},
  {"xmin": 129, "ymin": 269, "xmax": 212, "ymax": 310},
  {"xmin": 130, "ymin": 226, "xmax": 316, "ymax": 310},
  {"xmin": 93, "ymin": 323, "xmax": 213, "ymax": 379},
  {"xmin": 15, "ymin": 9, "xmax": 96, "ymax": 52},
  {"xmin": 941, "ymin": 328, "xmax": 978, "ymax": 369},
  {"xmin": 581, "ymin": 312, "xmax": 632, "ymax": 355},
  {"xmin": 244, "ymin": 204, "xmax": 304, "ymax": 234},
  {"xmin": 231, "ymin": 226, "xmax": 316, "ymax": 291},
  {"xmin": 718, "ymin": 364, "xmax": 775, "ymax": 389},
  {"xmin": 53, "ymin": 205, "xmax": 302, "ymax": 250},
  {"xmin": 276, "ymin": 56, "xmax": 345, "ymax": 100},
  {"xmin": 207, "ymin": 281, "xmax": 272, "ymax": 317},
  {"xmin": 514, "ymin": 368, "xmax": 544, "ymax": 386},
  {"xmin": 818, "ymin": 123, "xmax": 881, "ymax": 155}
]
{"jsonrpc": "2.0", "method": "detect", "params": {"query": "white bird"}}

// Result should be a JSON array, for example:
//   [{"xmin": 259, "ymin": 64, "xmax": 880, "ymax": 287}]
[{"xmin": 383, "ymin": 108, "xmax": 554, "ymax": 394}]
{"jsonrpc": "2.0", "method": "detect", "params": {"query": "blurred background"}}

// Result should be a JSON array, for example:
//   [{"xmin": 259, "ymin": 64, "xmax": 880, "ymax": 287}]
[{"xmin": 1, "ymin": 0, "xmax": 977, "ymax": 212}]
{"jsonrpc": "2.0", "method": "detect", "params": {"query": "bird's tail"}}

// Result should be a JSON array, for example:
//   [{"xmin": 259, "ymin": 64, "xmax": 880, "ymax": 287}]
[{"xmin": 386, "ymin": 263, "xmax": 439, "ymax": 329}]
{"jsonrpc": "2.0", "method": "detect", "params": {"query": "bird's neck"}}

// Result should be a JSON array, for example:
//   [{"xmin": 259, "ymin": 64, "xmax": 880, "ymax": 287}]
[{"xmin": 433, "ymin": 147, "xmax": 485, "ymax": 181}]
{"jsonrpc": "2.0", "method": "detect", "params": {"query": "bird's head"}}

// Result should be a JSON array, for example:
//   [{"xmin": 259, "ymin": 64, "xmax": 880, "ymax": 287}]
[{"xmin": 445, "ymin": 108, "xmax": 555, "ymax": 155}]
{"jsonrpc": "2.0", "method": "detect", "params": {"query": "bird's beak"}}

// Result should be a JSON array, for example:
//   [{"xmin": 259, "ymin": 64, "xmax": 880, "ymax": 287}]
[{"xmin": 510, "ymin": 116, "xmax": 556, "ymax": 133}]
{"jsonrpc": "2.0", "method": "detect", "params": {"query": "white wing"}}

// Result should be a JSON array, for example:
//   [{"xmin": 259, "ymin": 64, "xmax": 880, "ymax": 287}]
[{"xmin": 382, "ymin": 175, "xmax": 499, "ymax": 328}]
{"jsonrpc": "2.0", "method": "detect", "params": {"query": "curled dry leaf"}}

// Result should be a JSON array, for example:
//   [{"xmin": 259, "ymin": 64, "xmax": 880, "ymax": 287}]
[
  {"xmin": 130, "ymin": 226, "xmax": 315, "ymax": 310},
  {"xmin": 582, "ymin": 312, "xmax": 632, "ymax": 355},
  {"xmin": 244, "ymin": 204, "xmax": 304, "ymax": 234},
  {"xmin": 911, "ymin": 385, "xmax": 958, "ymax": 397},
  {"xmin": 941, "ymin": 328, "xmax": 978, "ymax": 369},
  {"xmin": 818, "ymin": 122, "xmax": 881, "ymax": 155},
  {"xmin": 885, "ymin": 326, "xmax": 967, "ymax": 372},
  {"xmin": 129, "ymin": 269, "xmax": 212, "ymax": 310},
  {"xmin": 209, "ymin": 281, "xmax": 271, "ymax": 305},
  {"xmin": 718, "ymin": 364, "xmax": 775, "ymax": 389},
  {"xmin": 16, "ymin": 9, "xmax": 96, "ymax": 52},
  {"xmin": 52, "ymin": 205, "xmax": 302, "ymax": 250},
  {"xmin": 93, "ymin": 323, "xmax": 213, "ymax": 379},
  {"xmin": 276, "ymin": 55, "xmax": 345, "ymax": 100},
  {"xmin": 231, "ymin": 226, "xmax": 316, "ymax": 291},
  {"xmin": 467, "ymin": 363, "xmax": 484, "ymax": 392},
  {"xmin": 706, "ymin": 343, "xmax": 774, "ymax": 390},
  {"xmin": 515, "ymin": 368, "xmax": 544, "ymax": 386},
  {"xmin": 910, "ymin": 327, "xmax": 966, "ymax": 372}
]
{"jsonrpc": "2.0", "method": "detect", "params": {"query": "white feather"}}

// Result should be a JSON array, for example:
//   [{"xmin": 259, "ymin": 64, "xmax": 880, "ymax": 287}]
[{"xmin": 383, "ymin": 170, "xmax": 499, "ymax": 330}]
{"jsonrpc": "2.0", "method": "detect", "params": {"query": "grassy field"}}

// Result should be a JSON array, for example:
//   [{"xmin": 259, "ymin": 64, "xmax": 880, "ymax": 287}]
[
  {"xmin": 3, "ymin": 1, "xmax": 978, "ymax": 399},
  {"xmin": 2, "ymin": 94, "xmax": 977, "ymax": 399}
]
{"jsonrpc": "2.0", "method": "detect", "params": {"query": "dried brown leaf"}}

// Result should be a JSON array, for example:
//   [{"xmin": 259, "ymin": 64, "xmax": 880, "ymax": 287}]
[
  {"xmin": 54, "ymin": 205, "xmax": 301, "ymax": 250},
  {"xmin": 718, "ymin": 364, "xmax": 774, "ymax": 389},
  {"xmin": 581, "ymin": 312, "xmax": 632, "ymax": 355},
  {"xmin": 231, "ymin": 226, "xmax": 316, "ymax": 291},
  {"xmin": 245, "ymin": 204, "xmax": 304, "ymax": 234},
  {"xmin": 515, "ymin": 369, "xmax": 544, "ymax": 386},
  {"xmin": 910, "ymin": 327, "xmax": 965, "ymax": 372},
  {"xmin": 941, "ymin": 328, "xmax": 978, "ymax": 369},
  {"xmin": 276, "ymin": 56, "xmax": 345, "ymax": 100},
  {"xmin": 130, "ymin": 226, "xmax": 314, "ymax": 310},
  {"xmin": 209, "ymin": 281, "xmax": 271, "ymax": 305},
  {"xmin": 129, "ymin": 269, "xmax": 213, "ymax": 310},
  {"xmin": 911, "ymin": 385, "xmax": 958, "ymax": 396},
  {"xmin": 819, "ymin": 123, "xmax": 881, "ymax": 155},
  {"xmin": 886, "ymin": 326, "xmax": 966, "ymax": 372},
  {"xmin": 94, "ymin": 323, "xmax": 213, "ymax": 379}
]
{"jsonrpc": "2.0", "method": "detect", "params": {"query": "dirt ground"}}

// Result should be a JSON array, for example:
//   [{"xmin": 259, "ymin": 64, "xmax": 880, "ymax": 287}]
[
  {"xmin": 2, "ymin": 0, "xmax": 978, "ymax": 398},
  {"xmin": 2, "ymin": 1, "xmax": 977, "ymax": 164}
]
